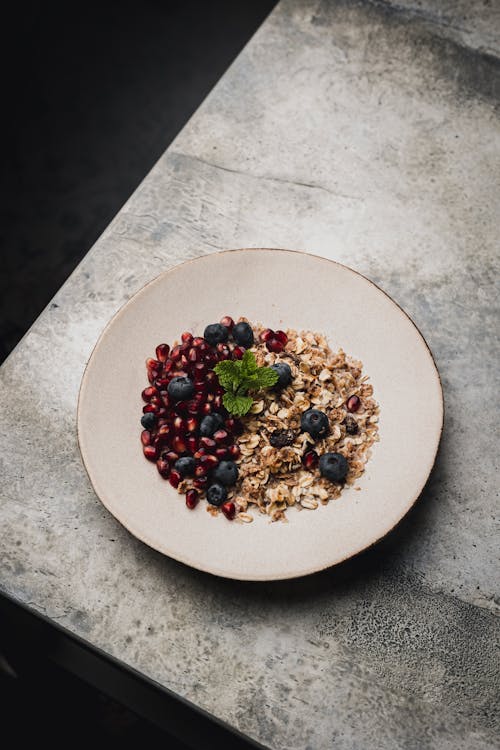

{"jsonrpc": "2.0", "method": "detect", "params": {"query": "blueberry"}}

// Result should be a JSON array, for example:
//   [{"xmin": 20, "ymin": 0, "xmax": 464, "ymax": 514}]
[
  {"xmin": 174, "ymin": 456, "xmax": 195, "ymax": 478},
  {"xmin": 207, "ymin": 483, "xmax": 228, "ymax": 506},
  {"xmin": 319, "ymin": 452, "xmax": 348, "ymax": 483},
  {"xmin": 141, "ymin": 412, "xmax": 156, "ymax": 430},
  {"xmin": 271, "ymin": 362, "xmax": 292, "ymax": 389},
  {"xmin": 167, "ymin": 376, "xmax": 195, "ymax": 401},
  {"xmin": 212, "ymin": 460, "xmax": 239, "ymax": 486},
  {"xmin": 300, "ymin": 409, "xmax": 329, "ymax": 439},
  {"xmin": 204, "ymin": 323, "xmax": 228, "ymax": 346},
  {"xmin": 199, "ymin": 413, "xmax": 225, "ymax": 437},
  {"xmin": 232, "ymin": 322, "xmax": 254, "ymax": 348}
]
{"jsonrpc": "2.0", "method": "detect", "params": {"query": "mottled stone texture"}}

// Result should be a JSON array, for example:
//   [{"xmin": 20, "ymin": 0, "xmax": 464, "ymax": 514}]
[{"xmin": 1, "ymin": 1, "xmax": 499, "ymax": 748}]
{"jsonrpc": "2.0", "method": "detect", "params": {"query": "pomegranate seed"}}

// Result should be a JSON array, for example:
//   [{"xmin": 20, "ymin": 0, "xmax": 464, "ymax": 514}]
[
  {"xmin": 185, "ymin": 416, "xmax": 197, "ymax": 432},
  {"xmin": 142, "ymin": 386, "xmax": 158, "ymax": 402},
  {"xmin": 347, "ymin": 395, "xmax": 361, "ymax": 413},
  {"xmin": 187, "ymin": 435, "xmax": 198, "ymax": 453},
  {"xmin": 174, "ymin": 400, "xmax": 189, "ymax": 415},
  {"xmin": 146, "ymin": 357, "xmax": 160, "ymax": 371},
  {"xmin": 221, "ymin": 501, "xmax": 236, "ymax": 520},
  {"xmin": 149, "ymin": 396, "xmax": 162, "ymax": 409},
  {"xmin": 156, "ymin": 459, "xmax": 170, "ymax": 478},
  {"xmin": 227, "ymin": 444, "xmax": 240, "ymax": 460},
  {"xmin": 164, "ymin": 450, "xmax": 179, "ymax": 464},
  {"xmin": 206, "ymin": 393, "xmax": 214, "ymax": 403},
  {"xmin": 215, "ymin": 447, "xmax": 229, "ymax": 460},
  {"xmin": 141, "ymin": 430, "xmax": 152, "ymax": 446},
  {"xmin": 172, "ymin": 436, "xmax": 187, "ymax": 454},
  {"xmin": 194, "ymin": 382, "xmax": 208, "ymax": 396},
  {"xmin": 157, "ymin": 417, "xmax": 168, "ymax": 427},
  {"xmin": 155, "ymin": 343, "xmax": 170, "ymax": 362},
  {"xmin": 201, "ymin": 402, "xmax": 212, "ymax": 415},
  {"xmin": 232, "ymin": 346, "xmax": 245, "ymax": 359},
  {"xmin": 161, "ymin": 393, "xmax": 170, "ymax": 408},
  {"xmin": 274, "ymin": 330, "xmax": 288, "ymax": 345},
  {"xmin": 181, "ymin": 332, "xmax": 193, "ymax": 345},
  {"xmin": 156, "ymin": 424, "xmax": 171, "ymax": 442},
  {"xmin": 225, "ymin": 418, "xmax": 236, "ymax": 431},
  {"xmin": 200, "ymin": 454, "xmax": 218, "ymax": 469},
  {"xmin": 192, "ymin": 337, "xmax": 205, "ymax": 347},
  {"xmin": 186, "ymin": 489, "xmax": 199, "ymax": 509},
  {"xmin": 173, "ymin": 370, "xmax": 188, "ymax": 379},
  {"xmin": 200, "ymin": 436, "xmax": 217, "ymax": 450},
  {"xmin": 204, "ymin": 352, "xmax": 218, "ymax": 367},
  {"xmin": 195, "ymin": 465, "xmax": 207, "ymax": 478},
  {"xmin": 170, "ymin": 345, "xmax": 182, "ymax": 362},
  {"xmin": 213, "ymin": 395, "xmax": 223, "ymax": 410},
  {"xmin": 164, "ymin": 359, "xmax": 175, "ymax": 374},
  {"xmin": 216, "ymin": 343, "xmax": 230, "ymax": 360},
  {"xmin": 188, "ymin": 347, "xmax": 199, "ymax": 363},
  {"xmin": 266, "ymin": 338, "xmax": 285, "ymax": 353},
  {"xmin": 155, "ymin": 377, "xmax": 169, "ymax": 389},
  {"xmin": 220, "ymin": 315, "xmax": 234, "ymax": 331},
  {"xmin": 173, "ymin": 416, "xmax": 186, "ymax": 434},
  {"xmin": 143, "ymin": 403, "xmax": 159, "ymax": 414},
  {"xmin": 179, "ymin": 354, "xmax": 189, "ymax": 369},
  {"xmin": 187, "ymin": 399, "xmax": 201, "ymax": 415},
  {"xmin": 302, "ymin": 450, "xmax": 319, "ymax": 470},
  {"xmin": 260, "ymin": 328, "xmax": 274, "ymax": 342},
  {"xmin": 193, "ymin": 363, "xmax": 207, "ymax": 380},
  {"xmin": 194, "ymin": 448, "xmax": 206, "ymax": 460},
  {"xmin": 205, "ymin": 371, "xmax": 218, "ymax": 387},
  {"xmin": 169, "ymin": 470, "xmax": 181, "ymax": 488},
  {"xmin": 213, "ymin": 429, "xmax": 229, "ymax": 444},
  {"xmin": 143, "ymin": 445, "xmax": 158, "ymax": 461},
  {"xmin": 157, "ymin": 407, "xmax": 167, "ymax": 418},
  {"xmin": 193, "ymin": 476, "xmax": 208, "ymax": 489}
]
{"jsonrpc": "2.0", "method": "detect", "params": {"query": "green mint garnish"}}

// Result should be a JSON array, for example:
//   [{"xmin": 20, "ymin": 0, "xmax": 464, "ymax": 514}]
[{"xmin": 214, "ymin": 350, "xmax": 279, "ymax": 416}]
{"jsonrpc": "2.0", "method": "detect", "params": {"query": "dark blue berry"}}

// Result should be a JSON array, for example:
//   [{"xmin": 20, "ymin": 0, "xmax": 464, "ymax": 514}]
[
  {"xmin": 232, "ymin": 321, "xmax": 254, "ymax": 348},
  {"xmin": 207, "ymin": 483, "xmax": 228, "ymax": 506},
  {"xmin": 174, "ymin": 457, "xmax": 195, "ymax": 478},
  {"xmin": 204, "ymin": 323, "xmax": 228, "ymax": 346},
  {"xmin": 141, "ymin": 412, "xmax": 156, "ymax": 429},
  {"xmin": 199, "ymin": 413, "xmax": 225, "ymax": 437},
  {"xmin": 167, "ymin": 376, "xmax": 195, "ymax": 401},
  {"xmin": 271, "ymin": 362, "xmax": 292, "ymax": 389},
  {"xmin": 300, "ymin": 409, "xmax": 329, "ymax": 439},
  {"xmin": 319, "ymin": 452, "xmax": 348, "ymax": 483},
  {"xmin": 212, "ymin": 460, "xmax": 239, "ymax": 486}
]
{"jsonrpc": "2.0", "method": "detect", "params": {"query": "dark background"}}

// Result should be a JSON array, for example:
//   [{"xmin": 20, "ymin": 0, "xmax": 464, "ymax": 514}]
[{"xmin": 0, "ymin": 1, "xmax": 276, "ymax": 746}]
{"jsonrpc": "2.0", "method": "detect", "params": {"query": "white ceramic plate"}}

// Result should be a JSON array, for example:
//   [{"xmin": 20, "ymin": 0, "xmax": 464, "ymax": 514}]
[{"xmin": 78, "ymin": 249, "xmax": 443, "ymax": 580}]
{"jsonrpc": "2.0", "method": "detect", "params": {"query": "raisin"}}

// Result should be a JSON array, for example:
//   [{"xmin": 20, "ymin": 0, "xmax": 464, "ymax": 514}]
[
  {"xmin": 269, "ymin": 429, "xmax": 296, "ymax": 448},
  {"xmin": 344, "ymin": 415, "xmax": 358, "ymax": 435}
]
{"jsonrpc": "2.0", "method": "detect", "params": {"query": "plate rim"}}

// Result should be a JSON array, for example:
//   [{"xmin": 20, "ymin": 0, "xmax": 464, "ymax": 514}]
[{"xmin": 77, "ymin": 248, "xmax": 444, "ymax": 580}]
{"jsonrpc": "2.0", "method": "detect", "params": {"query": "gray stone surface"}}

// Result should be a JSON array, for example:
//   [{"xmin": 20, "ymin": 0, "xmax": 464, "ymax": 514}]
[{"xmin": 1, "ymin": 1, "xmax": 499, "ymax": 748}]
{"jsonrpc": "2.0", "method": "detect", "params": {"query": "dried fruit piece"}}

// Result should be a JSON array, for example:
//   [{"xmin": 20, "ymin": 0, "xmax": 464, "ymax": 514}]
[{"xmin": 269, "ymin": 428, "xmax": 296, "ymax": 448}]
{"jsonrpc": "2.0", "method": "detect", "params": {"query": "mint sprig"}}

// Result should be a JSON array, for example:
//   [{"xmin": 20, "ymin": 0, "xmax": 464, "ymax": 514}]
[{"xmin": 214, "ymin": 350, "xmax": 278, "ymax": 416}]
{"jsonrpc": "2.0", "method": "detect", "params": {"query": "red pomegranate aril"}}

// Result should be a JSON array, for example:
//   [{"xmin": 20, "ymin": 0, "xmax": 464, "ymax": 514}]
[
  {"xmin": 143, "ymin": 445, "xmax": 158, "ymax": 462},
  {"xmin": 146, "ymin": 357, "xmax": 160, "ymax": 370},
  {"xmin": 155, "ymin": 343, "xmax": 170, "ymax": 362},
  {"xmin": 187, "ymin": 435, "xmax": 198, "ymax": 453},
  {"xmin": 173, "ymin": 416, "xmax": 186, "ymax": 434},
  {"xmin": 149, "ymin": 396, "xmax": 162, "ymax": 410},
  {"xmin": 174, "ymin": 400, "xmax": 189, "ymax": 415},
  {"xmin": 170, "ymin": 345, "xmax": 182, "ymax": 362},
  {"xmin": 200, "ymin": 436, "xmax": 217, "ymax": 450},
  {"xmin": 173, "ymin": 370, "xmax": 188, "ymax": 379},
  {"xmin": 185, "ymin": 489, "xmax": 199, "ymax": 509},
  {"xmin": 204, "ymin": 352, "xmax": 218, "ymax": 367},
  {"xmin": 157, "ymin": 407, "xmax": 168, "ymax": 418},
  {"xmin": 169, "ymin": 470, "xmax": 181, "ymax": 489},
  {"xmin": 302, "ymin": 450, "xmax": 319, "ymax": 470},
  {"xmin": 141, "ymin": 386, "xmax": 158, "ymax": 402},
  {"xmin": 188, "ymin": 347, "xmax": 200, "ymax": 363},
  {"xmin": 161, "ymin": 393, "xmax": 170, "ymax": 408},
  {"xmin": 193, "ymin": 476, "xmax": 208, "ymax": 489},
  {"xmin": 199, "ymin": 342, "xmax": 210, "ymax": 353},
  {"xmin": 187, "ymin": 399, "xmax": 201, "ymax": 415},
  {"xmin": 266, "ymin": 338, "xmax": 285, "ymax": 353},
  {"xmin": 260, "ymin": 328, "xmax": 274, "ymax": 342},
  {"xmin": 156, "ymin": 424, "xmax": 171, "ymax": 441},
  {"xmin": 201, "ymin": 402, "xmax": 212, "ymax": 415},
  {"xmin": 194, "ymin": 464, "xmax": 208, "ymax": 478},
  {"xmin": 180, "ymin": 354, "xmax": 189, "ymax": 369},
  {"xmin": 155, "ymin": 377, "xmax": 170, "ymax": 389},
  {"xmin": 181, "ymin": 332, "xmax": 193, "ymax": 345},
  {"xmin": 215, "ymin": 447, "xmax": 229, "ymax": 460},
  {"xmin": 141, "ymin": 430, "xmax": 152, "ymax": 446},
  {"xmin": 193, "ymin": 363, "xmax": 207, "ymax": 380},
  {"xmin": 227, "ymin": 444, "xmax": 240, "ymax": 460},
  {"xmin": 213, "ymin": 429, "xmax": 229, "ymax": 444},
  {"xmin": 232, "ymin": 346, "xmax": 245, "ymax": 359},
  {"xmin": 143, "ymin": 403, "xmax": 158, "ymax": 414},
  {"xmin": 200, "ymin": 454, "xmax": 218, "ymax": 469},
  {"xmin": 194, "ymin": 382, "xmax": 208, "ymax": 396},
  {"xmin": 164, "ymin": 359, "xmax": 175, "ymax": 374},
  {"xmin": 213, "ymin": 395, "xmax": 223, "ymax": 410},
  {"xmin": 186, "ymin": 416, "xmax": 198, "ymax": 433},
  {"xmin": 274, "ymin": 330, "xmax": 288, "ymax": 345},
  {"xmin": 194, "ymin": 448, "xmax": 206, "ymax": 461},
  {"xmin": 206, "ymin": 393, "xmax": 214, "ymax": 403},
  {"xmin": 216, "ymin": 343, "xmax": 230, "ymax": 360},
  {"xmin": 221, "ymin": 501, "xmax": 236, "ymax": 520},
  {"xmin": 192, "ymin": 336, "xmax": 205, "ymax": 348},
  {"xmin": 156, "ymin": 459, "xmax": 170, "ymax": 478},
  {"xmin": 157, "ymin": 417, "xmax": 168, "ymax": 427},
  {"xmin": 172, "ymin": 436, "xmax": 187, "ymax": 454},
  {"xmin": 205, "ymin": 371, "xmax": 218, "ymax": 386},
  {"xmin": 164, "ymin": 450, "xmax": 179, "ymax": 464},
  {"xmin": 347, "ymin": 395, "xmax": 361, "ymax": 413},
  {"xmin": 220, "ymin": 315, "xmax": 234, "ymax": 331}
]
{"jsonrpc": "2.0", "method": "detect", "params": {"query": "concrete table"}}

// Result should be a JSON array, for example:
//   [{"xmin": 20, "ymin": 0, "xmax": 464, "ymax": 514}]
[{"xmin": 1, "ymin": 1, "xmax": 499, "ymax": 748}]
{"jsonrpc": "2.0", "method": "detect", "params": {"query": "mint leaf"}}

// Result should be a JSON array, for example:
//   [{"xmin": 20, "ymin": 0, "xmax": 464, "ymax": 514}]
[
  {"xmin": 241, "ymin": 350, "xmax": 258, "ymax": 377},
  {"xmin": 214, "ymin": 360, "xmax": 241, "ymax": 391},
  {"xmin": 254, "ymin": 367, "xmax": 279, "ymax": 389},
  {"xmin": 222, "ymin": 392, "xmax": 253, "ymax": 416}
]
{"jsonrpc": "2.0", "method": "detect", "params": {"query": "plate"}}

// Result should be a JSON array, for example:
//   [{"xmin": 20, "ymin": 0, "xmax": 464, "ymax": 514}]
[{"xmin": 77, "ymin": 249, "xmax": 443, "ymax": 580}]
